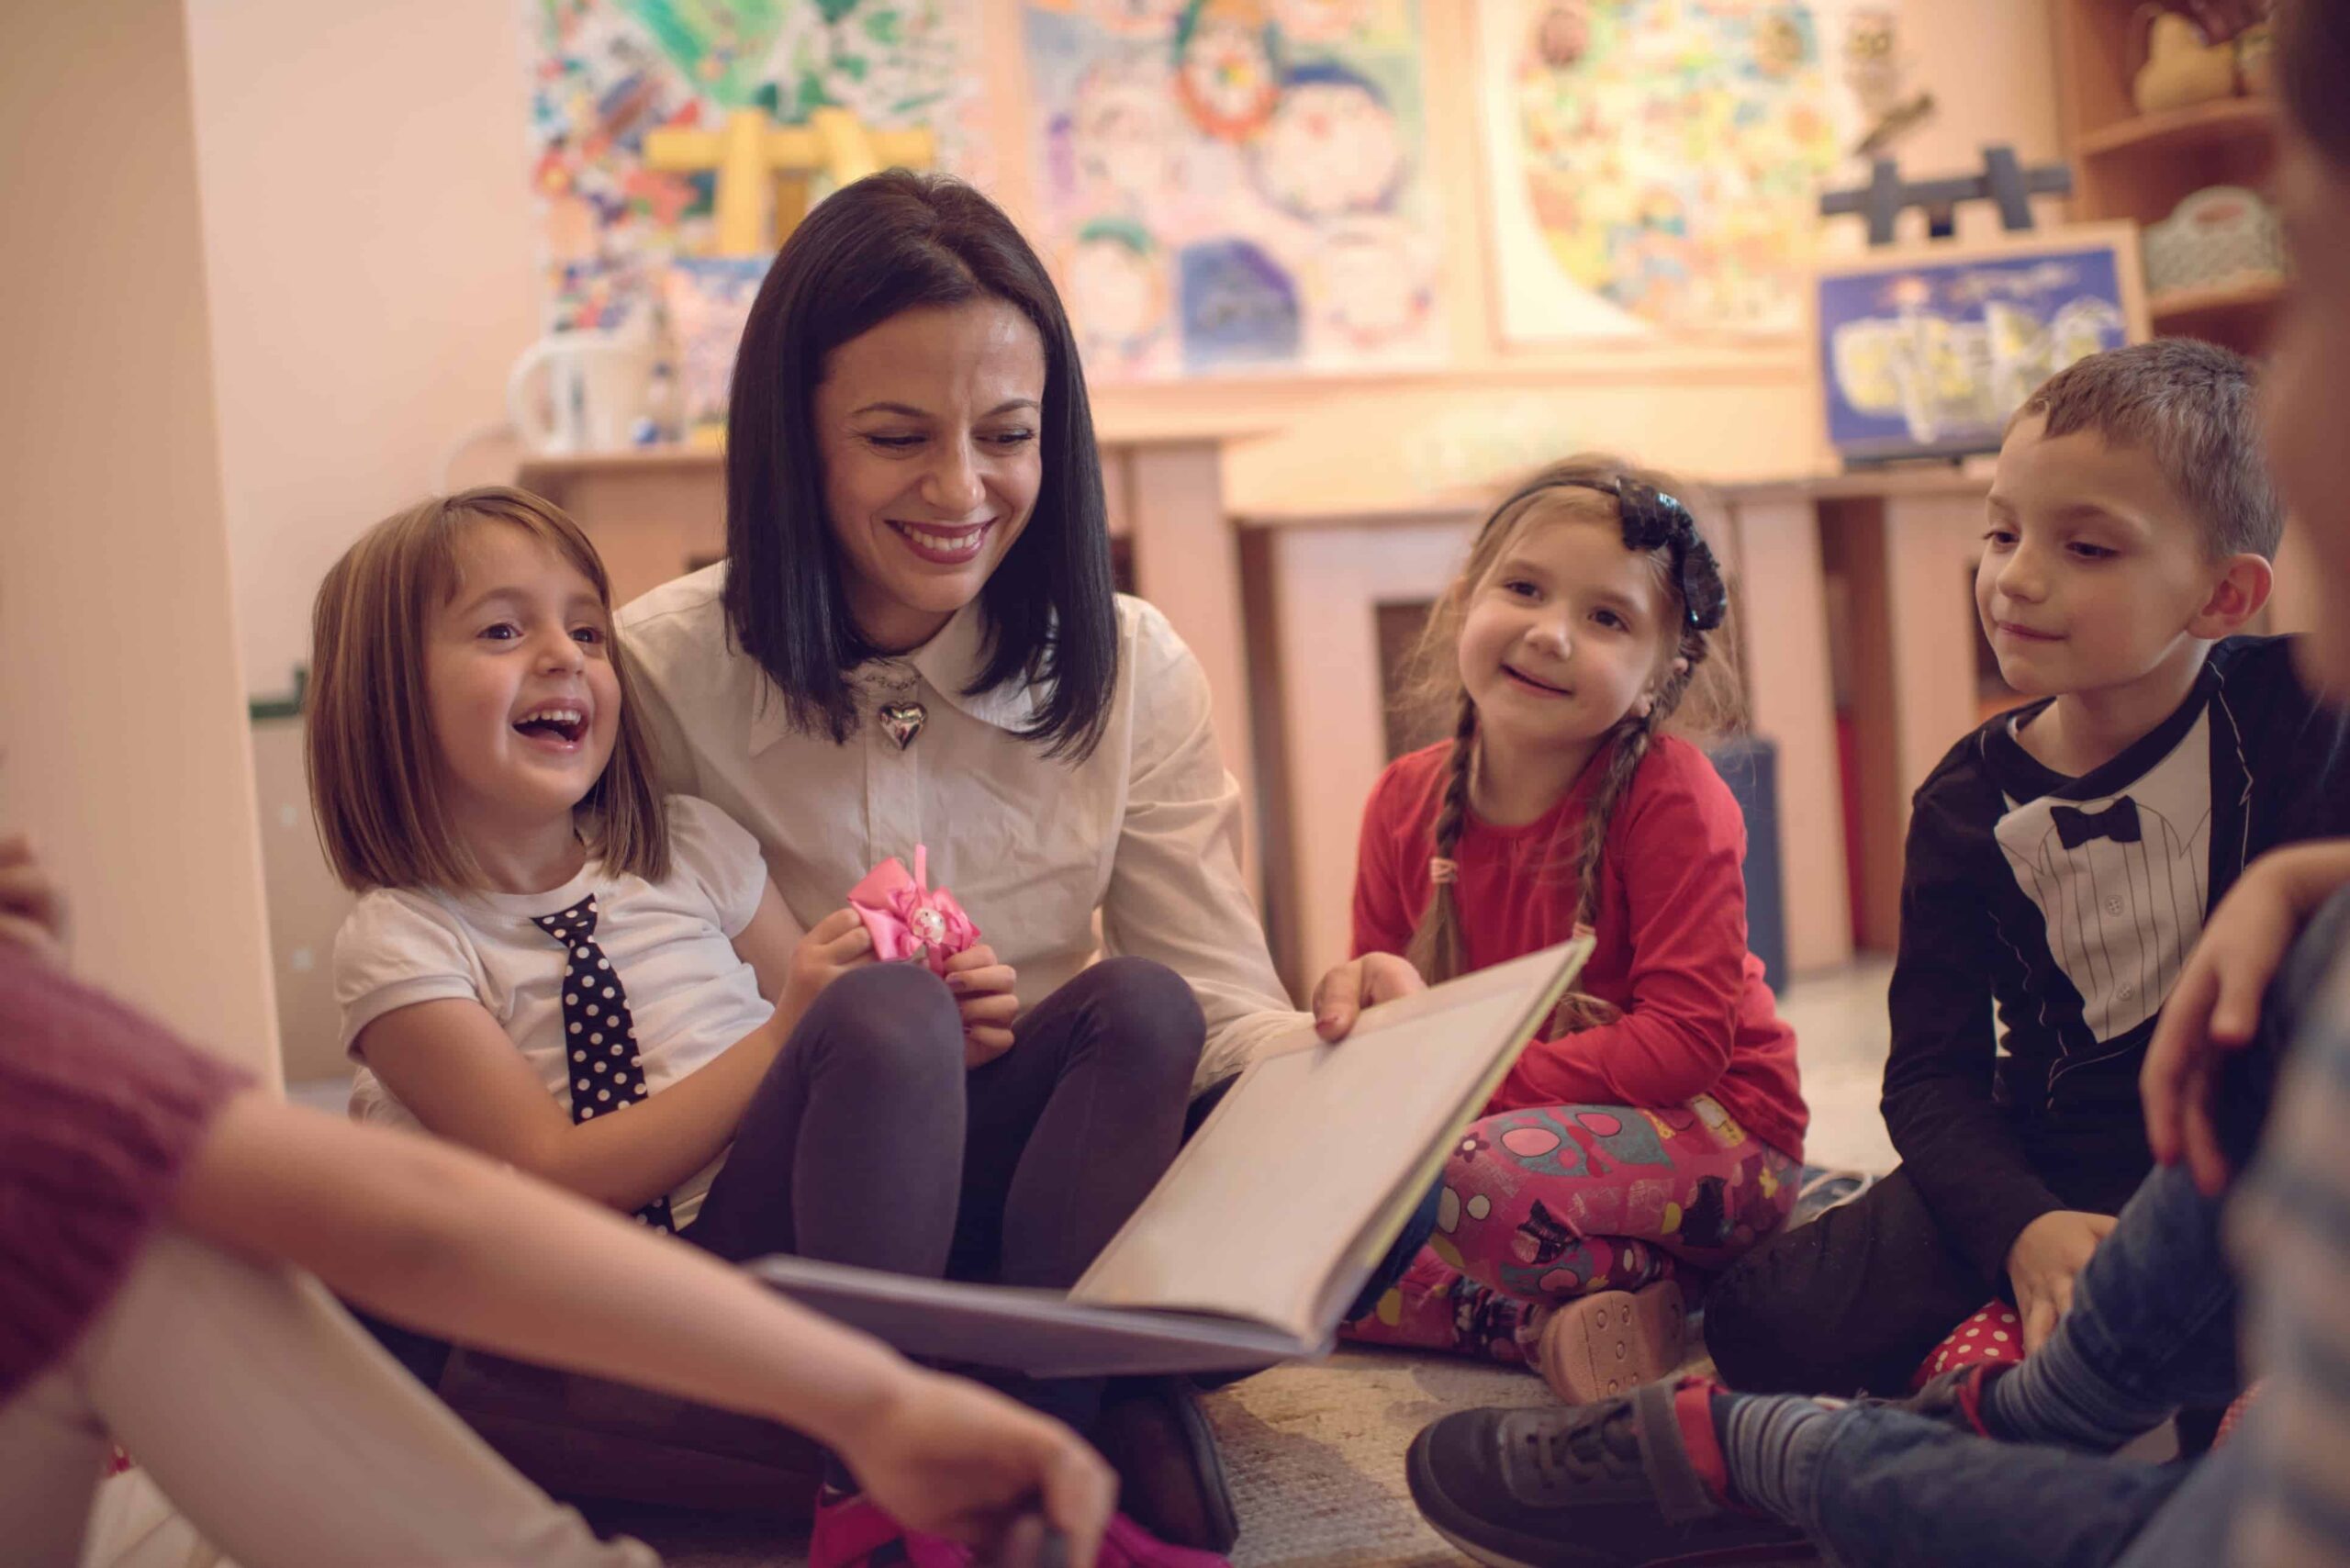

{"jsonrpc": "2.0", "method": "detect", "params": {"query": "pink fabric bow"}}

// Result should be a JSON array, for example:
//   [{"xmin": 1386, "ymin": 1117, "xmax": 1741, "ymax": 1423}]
[{"xmin": 847, "ymin": 845, "xmax": 979, "ymax": 977}]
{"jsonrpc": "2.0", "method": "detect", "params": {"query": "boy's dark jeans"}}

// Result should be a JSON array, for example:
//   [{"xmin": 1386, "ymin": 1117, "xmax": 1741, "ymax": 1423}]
[{"xmin": 1771, "ymin": 888, "xmax": 2343, "ymax": 1568}]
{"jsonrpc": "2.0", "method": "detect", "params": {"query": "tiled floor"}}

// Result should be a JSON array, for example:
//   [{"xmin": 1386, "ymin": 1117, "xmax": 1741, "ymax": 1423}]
[{"xmin": 1774, "ymin": 956, "xmax": 1899, "ymax": 1175}]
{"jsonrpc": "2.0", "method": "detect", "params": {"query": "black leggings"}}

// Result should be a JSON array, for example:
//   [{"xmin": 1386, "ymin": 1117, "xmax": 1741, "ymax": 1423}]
[
  {"xmin": 683, "ymin": 956, "xmax": 1207, "ymax": 1431},
  {"xmin": 358, "ymin": 957, "xmax": 1208, "ymax": 1428}
]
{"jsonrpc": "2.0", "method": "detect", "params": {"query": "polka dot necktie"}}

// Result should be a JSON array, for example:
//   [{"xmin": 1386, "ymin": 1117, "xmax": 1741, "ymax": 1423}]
[{"xmin": 532, "ymin": 893, "xmax": 674, "ymax": 1231}]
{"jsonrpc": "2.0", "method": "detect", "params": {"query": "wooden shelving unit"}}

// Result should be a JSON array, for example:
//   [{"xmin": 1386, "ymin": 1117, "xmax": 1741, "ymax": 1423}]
[
  {"xmin": 2075, "ymin": 95, "xmax": 2275, "ymax": 159},
  {"xmin": 2149, "ymin": 274, "xmax": 2289, "ymax": 337},
  {"xmin": 2054, "ymin": 0, "xmax": 2284, "ymax": 355}
]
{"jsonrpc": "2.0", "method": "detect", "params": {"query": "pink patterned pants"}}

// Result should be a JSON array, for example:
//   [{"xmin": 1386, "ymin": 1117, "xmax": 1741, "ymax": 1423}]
[{"xmin": 1345, "ymin": 1096, "xmax": 1799, "ymax": 1365}]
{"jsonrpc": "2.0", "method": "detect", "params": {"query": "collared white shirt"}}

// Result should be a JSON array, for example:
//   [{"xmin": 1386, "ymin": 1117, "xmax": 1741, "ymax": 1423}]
[{"xmin": 619, "ymin": 565, "xmax": 1301, "ymax": 1087}]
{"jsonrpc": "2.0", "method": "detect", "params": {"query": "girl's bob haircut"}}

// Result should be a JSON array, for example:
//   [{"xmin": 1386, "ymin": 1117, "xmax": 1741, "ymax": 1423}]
[
  {"xmin": 305, "ymin": 486, "xmax": 669, "ymax": 893},
  {"xmin": 722, "ymin": 168, "xmax": 1119, "ymax": 759}
]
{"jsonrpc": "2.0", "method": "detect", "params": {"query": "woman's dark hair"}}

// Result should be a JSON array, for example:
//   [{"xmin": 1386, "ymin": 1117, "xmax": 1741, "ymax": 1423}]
[
  {"xmin": 2279, "ymin": 0, "xmax": 2350, "ymax": 169},
  {"xmin": 722, "ymin": 169, "xmax": 1118, "ymax": 758}
]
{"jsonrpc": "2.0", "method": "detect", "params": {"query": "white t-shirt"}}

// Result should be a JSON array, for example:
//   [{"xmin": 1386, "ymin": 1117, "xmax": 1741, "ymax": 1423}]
[{"xmin": 335, "ymin": 794, "xmax": 773, "ymax": 1226}]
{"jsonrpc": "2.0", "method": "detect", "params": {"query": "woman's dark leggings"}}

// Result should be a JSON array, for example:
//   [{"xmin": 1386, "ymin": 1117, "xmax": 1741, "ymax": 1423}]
[{"xmin": 682, "ymin": 956, "xmax": 1207, "ymax": 1435}]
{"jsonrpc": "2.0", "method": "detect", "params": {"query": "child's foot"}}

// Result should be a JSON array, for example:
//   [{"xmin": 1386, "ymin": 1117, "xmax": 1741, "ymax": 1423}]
[
  {"xmin": 1535, "ymin": 1282, "xmax": 1686, "ymax": 1404},
  {"xmin": 1891, "ymin": 1361, "xmax": 2006, "ymax": 1438},
  {"xmin": 1406, "ymin": 1378, "xmax": 1808, "ymax": 1568},
  {"xmin": 807, "ymin": 1488, "xmax": 974, "ymax": 1568}
]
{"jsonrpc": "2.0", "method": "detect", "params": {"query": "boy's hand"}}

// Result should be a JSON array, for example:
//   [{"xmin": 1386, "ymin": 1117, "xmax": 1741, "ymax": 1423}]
[
  {"xmin": 840, "ymin": 1369, "xmax": 1112, "ymax": 1568},
  {"xmin": 2142, "ymin": 844, "xmax": 2344, "ymax": 1193},
  {"xmin": 2006, "ymin": 1210, "xmax": 2117, "ymax": 1353},
  {"xmin": 944, "ymin": 944, "xmax": 1019, "ymax": 1068},
  {"xmin": 0, "ymin": 834, "xmax": 68, "ymax": 969},
  {"xmin": 780, "ymin": 909, "xmax": 875, "ymax": 1020},
  {"xmin": 1310, "ymin": 953, "xmax": 1427, "ymax": 1042}
]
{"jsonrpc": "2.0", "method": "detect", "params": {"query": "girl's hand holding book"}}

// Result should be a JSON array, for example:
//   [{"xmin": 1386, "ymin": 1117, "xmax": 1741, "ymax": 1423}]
[{"xmin": 1310, "ymin": 952, "xmax": 1427, "ymax": 1042}]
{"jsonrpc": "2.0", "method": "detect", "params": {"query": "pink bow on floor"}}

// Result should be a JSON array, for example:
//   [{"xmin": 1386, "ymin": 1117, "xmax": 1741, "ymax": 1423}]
[{"xmin": 847, "ymin": 845, "xmax": 979, "ymax": 977}]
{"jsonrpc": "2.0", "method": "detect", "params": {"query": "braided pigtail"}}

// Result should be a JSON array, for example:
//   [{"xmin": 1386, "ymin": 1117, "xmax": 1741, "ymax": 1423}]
[{"xmin": 1403, "ymin": 692, "xmax": 1479, "ymax": 987}]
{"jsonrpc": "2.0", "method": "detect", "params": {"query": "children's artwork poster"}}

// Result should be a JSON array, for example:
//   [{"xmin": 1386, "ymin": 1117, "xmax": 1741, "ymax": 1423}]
[
  {"xmin": 1024, "ymin": 0, "xmax": 1446, "ymax": 382},
  {"xmin": 1476, "ymin": 0, "xmax": 1874, "ymax": 342},
  {"xmin": 1818, "ymin": 238, "xmax": 2143, "ymax": 464},
  {"xmin": 523, "ymin": 0, "xmax": 989, "ymax": 330}
]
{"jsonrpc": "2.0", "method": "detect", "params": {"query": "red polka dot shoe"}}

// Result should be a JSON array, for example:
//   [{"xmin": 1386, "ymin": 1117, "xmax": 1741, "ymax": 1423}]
[{"xmin": 1908, "ymin": 1303, "xmax": 2024, "ymax": 1392}]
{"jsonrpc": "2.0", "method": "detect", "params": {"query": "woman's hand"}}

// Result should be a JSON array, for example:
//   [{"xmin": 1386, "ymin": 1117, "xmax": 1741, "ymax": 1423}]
[
  {"xmin": 779, "ymin": 909, "xmax": 876, "ymax": 1023},
  {"xmin": 1310, "ymin": 953, "xmax": 1427, "ymax": 1042},
  {"xmin": 838, "ymin": 1369, "xmax": 1113, "ymax": 1567},
  {"xmin": 2006, "ymin": 1209, "xmax": 2117, "ymax": 1353},
  {"xmin": 945, "ymin": 943, "xmax": 1020, "ymax": 1068},
  {"xmin": 2143, "ymin": 842, "xmax": 2350, "ymax": 1193},
  {"xmin": 0, "ymin": 834, "xmax": 68, "ymax": 969}
]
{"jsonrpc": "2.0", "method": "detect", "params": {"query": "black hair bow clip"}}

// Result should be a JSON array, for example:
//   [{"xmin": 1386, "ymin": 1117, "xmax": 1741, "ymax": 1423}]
[{"xmin": 1616, "ymin": 479, "xmax": 1728, "ymax": 633}]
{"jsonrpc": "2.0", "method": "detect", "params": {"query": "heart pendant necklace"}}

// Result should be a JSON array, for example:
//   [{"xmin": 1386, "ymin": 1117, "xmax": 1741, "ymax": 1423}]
[
  {"xmin": 871, "ymin": 661, "xmax": 926, "ymax": 750},
  {"xmin": 880, "ymin": 700, "xmax": 926, "ymax": 749}
]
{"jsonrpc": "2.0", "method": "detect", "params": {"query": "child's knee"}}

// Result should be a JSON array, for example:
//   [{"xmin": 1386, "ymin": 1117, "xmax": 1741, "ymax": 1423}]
[
  {"xmin": 1079, "ymin": 956, "xmax": 1205, "ymax": 1082},
  {"xmin": 1698, "ymin": 1243, "xmax": 1812, "ymax": 1381},
  {"xmin": 799, "ymin": 963, "xmax": 963, "ymax": 1082}
]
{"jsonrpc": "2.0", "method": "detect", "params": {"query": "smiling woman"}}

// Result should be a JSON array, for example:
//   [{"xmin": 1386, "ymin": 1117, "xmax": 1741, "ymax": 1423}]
[{"xmin": 613, "ymin": 171, "xmax": 1362, "ymax": 1566}]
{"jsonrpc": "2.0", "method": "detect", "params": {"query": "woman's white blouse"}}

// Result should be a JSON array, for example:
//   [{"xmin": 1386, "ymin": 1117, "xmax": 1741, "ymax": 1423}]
[{"xmin": 619, "ymin": 565, "xmax": 1302, "ymax": 1088}]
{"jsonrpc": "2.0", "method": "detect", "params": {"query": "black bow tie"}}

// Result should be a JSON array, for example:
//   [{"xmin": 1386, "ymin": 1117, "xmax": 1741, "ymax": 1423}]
[{"xmin": 2053, "ymin": 798, "xmax": 2141, "ymax": 850}]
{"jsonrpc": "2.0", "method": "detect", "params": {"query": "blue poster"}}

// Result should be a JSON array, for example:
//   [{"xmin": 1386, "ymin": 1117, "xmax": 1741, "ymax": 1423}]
[{"xmin": 1818, "ymin": 245, "xmax": 2132, "ymax": 464}]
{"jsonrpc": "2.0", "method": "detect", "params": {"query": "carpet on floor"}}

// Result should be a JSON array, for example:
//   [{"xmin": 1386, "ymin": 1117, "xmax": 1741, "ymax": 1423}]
[{"xmin": 588, "ymin": 1348, "xmax": 1562, "ymax": 1567}]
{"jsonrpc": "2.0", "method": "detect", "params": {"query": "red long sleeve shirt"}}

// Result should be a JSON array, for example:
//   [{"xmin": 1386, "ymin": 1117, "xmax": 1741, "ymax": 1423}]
[{"xmin": 1352, "ymin": 737, "xmax": 1807, "ymax": 1163}]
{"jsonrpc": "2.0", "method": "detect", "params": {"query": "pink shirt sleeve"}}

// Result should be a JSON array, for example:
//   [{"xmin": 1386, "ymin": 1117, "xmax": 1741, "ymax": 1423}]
[{"xmin": 0, "ymin": 946, "xmax": 252, "ymax": 1397}]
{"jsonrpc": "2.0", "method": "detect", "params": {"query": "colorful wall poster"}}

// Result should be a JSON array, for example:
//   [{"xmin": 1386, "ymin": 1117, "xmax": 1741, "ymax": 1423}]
[
  {"xmin": 1817, "ymin": 234, "xmax": 2144, "ymax": 464},
  {"xmin": 1024, "ymin": 0, "xmax": 1445, "ymax": 382},
  {"xmin": 523, "ymin": 0, "xmax": 988, "ymax": 330},
  {"xmin": 1476, "ymin": 0, "xmax": 1872, "ymax": 342}
]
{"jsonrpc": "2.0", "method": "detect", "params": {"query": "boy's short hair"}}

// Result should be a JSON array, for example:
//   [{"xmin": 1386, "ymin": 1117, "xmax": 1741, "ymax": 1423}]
[
  {"xmin": 306, "ymin": 487, "xmax": 669, "ymax": 893},
  {"xmin": 2013, "ymin": 339, "xmax": 2282, "ymax": 559}
]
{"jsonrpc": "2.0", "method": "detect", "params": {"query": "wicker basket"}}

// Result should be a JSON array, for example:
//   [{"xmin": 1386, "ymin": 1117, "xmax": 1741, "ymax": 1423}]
[{"xmin": 2143, "ymin": 185, "xmax": 2284, "ymax": 297}]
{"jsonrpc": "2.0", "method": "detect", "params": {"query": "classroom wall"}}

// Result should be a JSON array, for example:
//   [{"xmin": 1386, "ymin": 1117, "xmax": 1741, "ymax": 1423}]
[
  {"xmin": 0, "ymin": 0, "xmax": 280, "ymax": 1076},
  {"xmin": 190, "ymin": 0, "xmax": 2062, "ymax": 697},
  {"xmin": 185, "ymin": 0, "xmax": 543, "ymax": 701}
]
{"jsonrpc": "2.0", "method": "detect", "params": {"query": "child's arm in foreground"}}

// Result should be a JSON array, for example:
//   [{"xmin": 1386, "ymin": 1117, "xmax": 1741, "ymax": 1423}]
[
  {"xmin": 2144, "ymin": 839, "xmax": 2350, "ymax": 1191},
  {"xmin": 172, "ymin": 1090, "xmax": 1112, "ymax": 1563}
]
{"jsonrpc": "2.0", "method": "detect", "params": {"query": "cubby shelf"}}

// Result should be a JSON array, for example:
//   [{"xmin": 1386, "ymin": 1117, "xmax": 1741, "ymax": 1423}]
[{"xmin": 2076, "ymin": 95, "xmax": 2275, "ymax": 160}]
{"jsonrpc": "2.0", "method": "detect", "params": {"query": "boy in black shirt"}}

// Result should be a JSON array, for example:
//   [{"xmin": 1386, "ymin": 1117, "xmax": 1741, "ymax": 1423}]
[{"xmin": 1704, "ymin": 339, "xmax": 2350, "ymax": 1395}]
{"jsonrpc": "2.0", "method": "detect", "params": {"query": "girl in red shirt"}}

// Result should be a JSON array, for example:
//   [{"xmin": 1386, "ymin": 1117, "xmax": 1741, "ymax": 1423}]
[{"xmin": 1337, "ymin": 457, "xmax": 1808, "ymax": 1400}]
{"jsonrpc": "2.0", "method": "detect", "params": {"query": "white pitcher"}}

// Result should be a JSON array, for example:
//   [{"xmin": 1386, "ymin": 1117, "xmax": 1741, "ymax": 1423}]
[{"xmin": 506, "ymin": 326, "xmax": 658, "ymax": 455}]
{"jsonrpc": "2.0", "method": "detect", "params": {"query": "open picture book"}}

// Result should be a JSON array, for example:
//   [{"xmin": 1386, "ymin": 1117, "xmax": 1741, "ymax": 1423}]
[{"xmin": 749, "ymin": 938, "xmax": 1593, "ymax": 1378}]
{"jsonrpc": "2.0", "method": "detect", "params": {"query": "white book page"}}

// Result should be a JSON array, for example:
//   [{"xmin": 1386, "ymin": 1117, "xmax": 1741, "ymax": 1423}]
[{"xmin": 1069, "ymin": 944, "xmax": 1587, "ymax": 1339}]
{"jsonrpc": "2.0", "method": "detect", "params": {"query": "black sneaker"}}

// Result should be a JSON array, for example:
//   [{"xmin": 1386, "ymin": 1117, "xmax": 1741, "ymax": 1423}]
[
  {"xmin": 1406, "ymin": 1381, "xmax": 1816, "ymax": 1567},
  {"xmin": 1092, "ymin": 1377, "xmax": 1239, "ymax": 1553}
]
